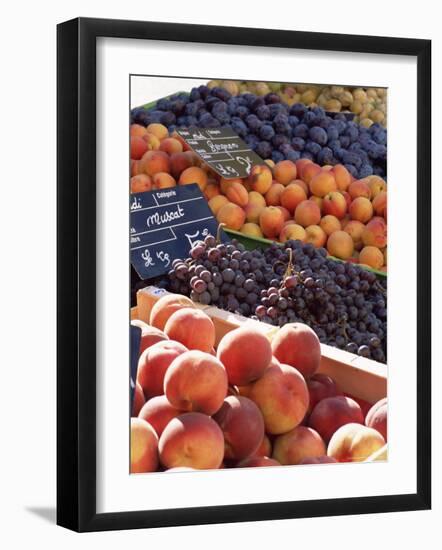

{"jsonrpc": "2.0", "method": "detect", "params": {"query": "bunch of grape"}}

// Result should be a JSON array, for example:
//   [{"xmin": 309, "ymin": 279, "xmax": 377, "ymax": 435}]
[
  {"xmin": 131, "ymin": 85, "xmax": 387, "ymax": 179},
  {"xmin": 166, "ymin": 236, "xmax": 387, "ymax": 363}
]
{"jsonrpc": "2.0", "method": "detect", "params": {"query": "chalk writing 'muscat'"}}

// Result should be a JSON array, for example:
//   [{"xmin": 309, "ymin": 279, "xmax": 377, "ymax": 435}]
[
  {"xmin": 206, "ymin": 140, "xmax": 239, "ymax": 153},
  {"xmin": 145, "ymin": 205, "xmax": 185, "ymax": 229}
]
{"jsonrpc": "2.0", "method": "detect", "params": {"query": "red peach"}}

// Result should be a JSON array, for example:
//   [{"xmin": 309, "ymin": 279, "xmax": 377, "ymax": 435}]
[
  {"xmin": 309, "ymin": 396, "xmax": 364, "ymax": 443},
  {"xmin": 237, "ymin": 456, "xmax": 281, "ymax": 467},
  {"xmin": 130, "ymin": 136, "xmax": 149, "ymax": 160},
  {"xmin": 272, "ymin": 426, "xmax": 326, "ymax": 465},
  {"xmin": 365, "ymin": 398, "xmax": 387, "ymax": 441},
  {"xmin": 131, "ymin": 174, "xmax": 152, "ymax": 193},
  {"xmin": 149, "ymin": 294, "xmax": 195, "ymax": 331},
  {"xmin": 132, "ymin": 381, "xmax": 145, "ymax": 417},
  {"xmin": 307, "ymin": 373, "xmax": 338, "ymax": 414},
  {"xmin": 327, "ymin": 423, "xmax": 385, "ymax": 462},
  {"xmin": 164, "ymin": 308, "xmax": 215, "ymax": 353},
  {"xmin": 138, "ymin": 395, "xmax": 182, "ymax": 437},
  {"xmin": 130, "ymin": 418, "xmax": 159, "ymax": 473}
]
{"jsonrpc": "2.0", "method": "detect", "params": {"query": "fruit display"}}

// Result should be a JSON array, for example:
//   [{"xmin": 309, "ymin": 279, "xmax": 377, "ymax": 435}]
[
  {"xmin": 205, "ymin": 80, "xmax": 387, "ymax": 127},
  {"xmin": 131, "ymin": 86, "xmax": 387, "ymax": 179},
  {"xmin": 165, "ymin": 235, "xmax": 387, "ymax": 362},
  {"xmin": 130, "ymin": 300, "xmax": 387, "ymax": 473}
]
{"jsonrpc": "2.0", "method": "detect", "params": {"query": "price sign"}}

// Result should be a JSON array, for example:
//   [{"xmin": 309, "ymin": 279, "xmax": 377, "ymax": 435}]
[
  {"xmin": 177, "ymin": 127, "xmax": 264, "ymax": 179},
  {"xmin": 130, "ymin": 184, "xmax": 227, "ymax": 280},
  {"xmin": 130, "ymin": 324, "xmax": 141, "ymax": 411}
]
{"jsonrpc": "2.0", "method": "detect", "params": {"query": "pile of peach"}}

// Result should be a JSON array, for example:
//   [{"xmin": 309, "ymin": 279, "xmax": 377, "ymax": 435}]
[{"xmin": 130, "ymin": 294, "xmax": 387, "ymax": 473}]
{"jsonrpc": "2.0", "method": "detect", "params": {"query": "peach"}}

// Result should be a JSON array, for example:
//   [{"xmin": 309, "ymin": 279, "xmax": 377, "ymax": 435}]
[
  {"xmin": 366, "ymin": 175, "xmax": 387, "ymax": 197},
  {"xmin": 301, "ymin": 162, "xmax": 321, "ymax": 184},
  {"xmin": 132, "ymin": 381, "xmax": 145, "ymax": 417},
  {"xmin": 169, "ymin": 152, "xmax": 193, "ymax": 179},
  {"xmin": 248, "ymin": 191, "xmax": 267, "ymax": 208},
  {"xmin": 342, "ymin": 190, "xmax": 352, "ymax": 209},
  {"xmin": 131, "ymin": 160, "xmax": 143, "ymax": 177},
  {"xmin": 130, "ymin": 418, "xmax": 159, "ymax": 473},
  {"xmin": 291, "ymin": 179, "xmax": 309, "ymax": 195},
  {"xmin": 138, "ymin": 395, "xmax": 182, "ymax": 437},
  {"xmin": 264, "ymin": 183, "xmax": 285, "ymax": 206},
  {"xmin": 249, "ymin": 363, "xmax": 309, "ymax": 435},
  {"xmin": 259, "ymin": 206, "xmax": 285, "ymax": 238},
  {"xmin": 217, "ymin": 326, "xmax": 272, "ymax": 386},
  {"xmin": 164, "ymin": 308, "xmax": 215, "ymax": 353},
  {"xmin": 273, "ymin": 160, "xmax": 297, "ymax": 185},
  {"xmin": 240, "ymin": 223, "xmax": 263, "ymax": 238},
  {"xmin": 209, "ymin": 195, "xmax": 229, "ymax": 216},
  {"xmin": 178, "ymin": 166, "xmax": 208, "ymax": 191},
  {"xmin": 305, "ymin": 225, "xmax": 327, "ymax": 248},
  {"xmin": 159, "ymin": 137, "xmax": 183, "ymax": 154},
  {"xmin": 152, "ymin": 172, "xmax": 176, "ymax": 189},
  {"xmin": 294, "ymin": 200, "xmax": 321, "ymax": 227},
  {"xmin": 225, "ymin": 181, "xmax": 249, "ymax": 207},
  {"xmin": 327, "ymin": 423, "xmax": 386, "ymax": 462},
  {"xmin": 137, "ymin": 340, "xmax": 187, "ymax": 399},
  {"xmin": 248, "ymin": 164, "xmax": 273, "ymax": 194},
  {"xmin": 272, "ymin": 426, "xmax": 326, "ymax": 465},
  {"xmin": 295, "ymin": 158, "xmax": 312, "ymax": 176},
  {"xmin": 159, "ymin": 412, "xmax": 224, "ymax": 470},
  {"xmin": 322, "ymin": 191, "xmax": 347, "ymax": 219},
  {"xmin": 372, "ymin": 191, "xmax": 387, "ymax": 217},
  {"xmin": 237, "ymin": 456, "xmax": 281, "ymax": 467},
  {"xmin": 276, "ymin": 206, "xmax": 291, "ymax": 222},
  {"xmin": 340, "ymin": 214, "xmax": 351, "ymax": 229},
  {"xmin": 280, "ymin": 183, "xmax": 307, "ymax": 213},
  {"xmin": 254, "ymin": 434, "xmax": 272, "ymax": 457},
  {"xmin": 131, "ymin": 174, "xmax": 152, "ymax": 193},
  {"xmin": 280, "ymin": 223, "xmax": 307, "ymax": 243},
  {"xmin": 146, "ymin": 123, "xmax": 168, "ymax": 141},
  {"xmin": 149, "ymin": 294, "xmax": 195, "ymax": 331},
  {"xmin": 344, "ymin": 220, "xmax": 365, "ymax": 249},
  {"xmin": 141, "ymin": 132, "xmax": 161, "ymax": 151},
  {"xmin": 220, "ymin": 177, "xmax": 242, "ymax": 194},
  {"xmin": 140, "ymin": 150, "xmax": 171, "ymax": 176},
  {"xmin": 213, "ymin": 396, "xmax": 265, "ymax": 460},
  {"xmin": 343, "ymin": 394, "xmax": 372, "ymax": 418},
  {"xmin": 306, "ymin": 373, "xmax": 338, "ymax": 414},
  {"xmin": 309, "ymin": 171, "xmax": 337, "ymax": 197},
  {"xmin": 131, "ymin": 321, "xmax": 168, "ymax": 354},
  {"xmin": 349, "ymin": 197, "xmax": 373, "ymax": 223},
  {"xmin": 320, "ymin": 215, "xmax": 341, "ymax": 236},
  {"xmin": 309, "ymin": 396, "xmax": 364, "ymax": 443},
  {"xmin": 164, "ymin": 350, "xmax": 227, "ymax": 415},
  {"xmin": 361, "ymin": 217, "xmax": 387, "ymax": 248},
  {"xmin": 300, "ymin": 456, "xmax": 337, "ymax": 465},
  {"xmin": 271, "ymin": 322, "xmax": 321, "ymax": 378},
  {"xmin": 309, "ymin": 196, "xmax": 323, "ymax": 213},
  {"xmin": 348, "ymin": 179, "xmax": 371, "ymax": 200},
  {"xmin": 216, "ymin": 202, "xmax": 246, "ymax": 231},
  {"xmin": 359, "ymin": 246, "xmax": 384, "ymax": 269},
  {"xmin": 326, "ymin": 230, "xmax": 354, "ymax": 260},
  {"xmin": 130, "ymin": 136, "xmax": 149, "ymax": 160},
  {"xmin": 244, "ymin": 203, "xmax": 265, "ymax": 224},
  {"xmin": 204, "ymin": 183, "xmax": 221, "ymax": 200},
  {"xmin": 333, "ymin": 164, "xmax": 352, "ymax": 191},
  {"xmin": 130, "ymin": 124, "xmax": 148, "ymax": 138},
  {"xmin": 365, "ymin": 398, "xmax": 387, "ymax": 441}
]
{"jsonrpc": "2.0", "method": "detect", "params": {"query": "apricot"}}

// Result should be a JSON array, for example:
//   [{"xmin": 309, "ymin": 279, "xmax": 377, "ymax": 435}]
[
  {"xmin": 273, "ymin": 426, "xmax": 326, "ymax": 465},
  {"xmin": 204, "ymin": 183, "xmax": 221, "ymax": 200},
  {"xmin": 264, "ymin": 183, "xmax": 285, "ymax": 206},
  {"xmin": 344, "ymin": 220, "xmax": 365, "ymax": 249},
  {"xmin": 301, "ymin": 162, "xmax": 321, "ymax": 184},
  {"xmin": 146, "ymin": 123, "xmax": 168, "ymax": 141},
  {"xmin": 320, "ymin": 215, "xmax": 341, "ymax": 236},
  {"xmin": 164, "ymin": 350, "xmax": 227, "ymax": 415},
  {"xmin": 365, "ymin": 398, "xmax": 387, "ymax": 441},
  {"xmin": 322, "ymin": 191, "xmax": 347, "ymax": 219},
  {"xmin": 140, "ymin": 150, "xmax": 170, "ymax": 176},
  {"xmin": 271, "ymin": 322, "xmax": 321, "ymax": 379},
  {"xmin": 366, "ymin": 175, "xmax": 387, "ymax": 197},
  {"xmin": 131, "ymin": 160, "xmax": 143, "ymax": 177},
  {"xmin": 307, "ymin": 373, "xmax": 338, "ymax": 414},
  {"xmin": 349, "ymin": 197, "xmax": 373, "ymax": 223},
  {"xmin": 295, "ymin": 158, "xmax": 312, "ymax": 177},
  {"xmin": 213, "ymin": 396, "xmax": 265, "ymax": 460},
  {"xmin": 152, "ymin": 172, "xmax": 176, "ymax": 189},
  {"xmin": 359, "ymin": 246, "xmax": 384, "ymax": 269},
  {"xmin": 276, "ymin": 206, "xmax": 291, "ymax": 222},
  {"xmin": 132, "ymin": 381, "xmax": 145, "ymax": 417},
  {"xmin": 226, "ymin": 181, "xmax": 249, "ymax": 207},
  {"xmin": 333, "ymin": 164, "xmax": 352, "ymax": 191},
  {"xmin": 248, "ymin": 191, "xmax": 267, "ymax": 208},
  {"xmin": 280, "ymin": 183, "xmax": 307, "ymax": 213},
  {"xmin": 240, "ymin": 223, "xmax": 263, "ymax": 238},
  {"xmin": 349, "ymin": 179, "xmax": 371, "ymax": 200},
  {"xmin": 149, "ymin": 294, "xmax": 195, "ymax": 331},
  {"xmin": 327, "ymin": 230, "xmax": 354, "ymax": 260},
  {"xmin": 220, "ymin": 177, "xmax": 242, "ymax": 195},
  {"xmin": 249, "ymin": 363, "xmax": 309, "ymax": 435},
  {"xmin": 248, "ymin": 164, "xmax": 273, "ymax": 195},
  {"xmin": 309, "ymin": 171, "xmax": 337, "ymax": 197},
  {"xmin": 164, "ymin": 308, "xmax": 215, "ymax": 353},
  {"xmin": 244, "ymin": 203, "xmax": 265, "ymax": 224},
  {"xmin": 273, "ymin": 160, "xmax": 297, "ymax": 185},
  {"xmin": 178, "ymin": 166, "xmax": 208, "ymax": 191},
  {"xmin": 305, "ymin": 225, "xmax": 327, "ymax": 248},
  {"xmin": 208, "ymin": 195, "xmax": 229, "ymax": 216},
  {"xmin": 372, "ymin": 191, "xmax": 387, "ymax": 217},
  {"xmin": 130, "ymin": 136, "xmax": 149, "ymax": 160},
  {"xmin": 159, "ymin": 137, "xmax": 183, "ymax": 154},
  {"xmin": 294, "ymin": 200, "xmax": 321, "ymax": 227},
  {"xmin": 141, "ymin": 132, "xmax": 161, "ymax": 151},
  {"xmin": 237, "ymin": 456, "xmax": 281, "ymax": 467},
  {"xmin": 130, "ymin": 124, "xmax": 148, "ymax": 138},
  {"xmin": 137, "ymin": 340, "xmax": 187, "ymax": 399},
  {"xmin": 291, "ymin": 178, "xmax": 309, "ymax": 195},
  {"xmin": 217, "ymin": 326, "xmax": 272, "ymax": 386},
  {"xmin": 327, "ymin": 423, "xmax": 385, "ymax": 462},
  {"xmin": 138, "ymin": 395, "xmax": 182, "ymax": 437},
  {"xmin": 309, "ymin": 196, "xmax": 323, "ymax": 213},
  {"xmin": 131, "ymin": 174, "xmax": 152, "ymax": 193},
  {"xmin": 259, "ymin": 206, "xmax": 285, "ymax": 238},
  {"xmin": 309, "ymin": 396, "xmax": 364, "ymax": 443},
  {"xmin": 216, "ymin": 202, "xmax": 246, "ymax": 231},
  {"xmin": 130, "ymin": 418, "xmax": 159, "ymax": 473},
  {"xmin": 279, "ymin": 223, "xmax": 307, "ymax": 243},
  {"xmin": 169, "ymin": 152, "xmax": 193, "ymax": 179},
  {"xmin": 361, "ymin": 217, "xmax": 387, "ymax": 248},
  {"xmin": 159, "ymin": 412, "xmax": 224, "ymax": 470}
]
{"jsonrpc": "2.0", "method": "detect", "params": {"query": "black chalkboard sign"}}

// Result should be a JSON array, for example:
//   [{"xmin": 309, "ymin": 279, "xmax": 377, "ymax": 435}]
[
  {"xmin": 130, "ymin": 324, "xmax": 141, "ymax": 413},
  {"xmin": 177, "ymin": 127, "xmax": 264, "ymax": 179},
  {"xmin": 130, "ymin": 184, "xmax": 227, "ymax": 280}
]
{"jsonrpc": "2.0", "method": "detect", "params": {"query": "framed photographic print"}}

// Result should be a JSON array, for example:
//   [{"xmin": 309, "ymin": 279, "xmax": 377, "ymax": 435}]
[{"xmin": 57, "ymin": 17, "xmax": 431, "ymax": 532}]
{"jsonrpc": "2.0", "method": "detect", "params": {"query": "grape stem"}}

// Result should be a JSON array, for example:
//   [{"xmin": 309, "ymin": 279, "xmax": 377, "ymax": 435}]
[{"xmin": 216, "ymin": 222, "xmax": 226, "ymax": 244}]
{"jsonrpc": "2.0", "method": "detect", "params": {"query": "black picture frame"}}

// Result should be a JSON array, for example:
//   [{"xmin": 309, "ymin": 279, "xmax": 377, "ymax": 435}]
[{"xmin": 57, "ymin": 17, "xmax": 431, "ymax": 532}]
